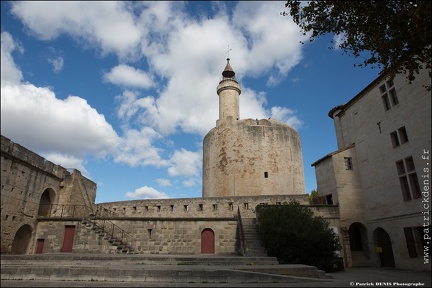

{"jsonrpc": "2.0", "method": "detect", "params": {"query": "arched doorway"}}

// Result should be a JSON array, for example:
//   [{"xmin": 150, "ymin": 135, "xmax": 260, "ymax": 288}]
[
  {"xmin": 349, "ymin": 223, "xmax": 363, "ymax": 251},
  {"xmin": 349, "ymin": 222, "xmax": 371, "ymax": 267},
  {"xmin": 38, "ymin": 188, "xmax": 55, "ymax": 216},
  {"xmin": 201, "ymin": 228, "xmax": 215, "ymax": 254},
  {"xmin": 11, "ymin": 225, "xmax": 33, "ymax": 254},
  {"xmin": 376, "ymin": 228, "xmax": 395, "ymax": 267}
]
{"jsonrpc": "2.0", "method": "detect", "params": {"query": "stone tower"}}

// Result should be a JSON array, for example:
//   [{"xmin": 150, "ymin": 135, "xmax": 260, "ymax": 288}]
[{"xmin": 202, "ymin": 59, "xmax": 306, "ymax": 197}]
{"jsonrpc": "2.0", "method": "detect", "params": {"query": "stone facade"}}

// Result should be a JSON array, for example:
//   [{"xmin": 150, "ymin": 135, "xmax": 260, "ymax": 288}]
[{"xmin": 312, "ymin": 68, "xmax": 431, "ymax": 271}]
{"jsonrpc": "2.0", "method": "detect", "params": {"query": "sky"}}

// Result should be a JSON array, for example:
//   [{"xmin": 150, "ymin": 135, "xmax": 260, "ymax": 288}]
[{"xmin": 1, "ymin": 1, "xmax": 380, "ymax": 204}]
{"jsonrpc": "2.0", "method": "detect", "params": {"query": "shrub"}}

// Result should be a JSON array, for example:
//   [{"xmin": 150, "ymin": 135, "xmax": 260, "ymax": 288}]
[{"xmin": 256, "ymin": 202, "xmax": 340, "ymax": 272}]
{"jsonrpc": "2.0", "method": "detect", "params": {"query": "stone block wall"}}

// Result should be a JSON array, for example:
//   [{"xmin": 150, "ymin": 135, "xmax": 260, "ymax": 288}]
[
  {"xmin": 36, "ymin": 220, "xmax": 121, "ymax": 254},
  {"xmin": 34, "ymin": 218, "xmax": 238, "ymax": 255},
  {"xmin": 96, "ymin": 194, "xmax": 311, "ymax": 219}
]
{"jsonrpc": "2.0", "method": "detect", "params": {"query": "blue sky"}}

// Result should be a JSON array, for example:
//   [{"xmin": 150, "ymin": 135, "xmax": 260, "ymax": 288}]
[{"xmin": 1, "ymin": 1, "xmax": 380, "ymax": 203}]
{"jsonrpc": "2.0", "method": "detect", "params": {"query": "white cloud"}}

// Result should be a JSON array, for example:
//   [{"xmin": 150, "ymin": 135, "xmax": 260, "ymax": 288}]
[
  {"xmin": 116, "ymin": 90, "xmax": 160, "ymax": 130},
  {"xmin": 156, "ymin": 178, "xmax": 172, "ymax": 187},
  {"xmin": 1, "ymin": 83, "xmax": 120, "ymax": 159},
  {"xmin": 270, "ymin": 106, "xmax": 303, "ymax": 129},
  {"xmin": 10, "ymin": 1, "xmax": 307, "ymax": 139},
  {"xmin": 48, "ymin": 56, "xmax": 64, "ymax": 73},
  {"xmin": 1, "ymin": 31, "xmax": 23, "ymax": 85},
  {"xmin": 5, "ymin": 1, "xmax": 309, "ymax": 184},
  {"xmin": 103, "ymin": 64, "xmax": 154, "ymax": 89},
  {"xmin": 1, "ymin": 32, "xmax": 120, "ymax": 170},
  {"xmin": 167, "ymin": 148, "xmax": 201, "ymax": 178},
  {"xmin": 231, "ymin": 2, "xmax": 305, "ymax": 79},
  {"xmin": 182, "ymin": 178, "xmax": 197, "ymax": 187},
  {"xmin": 10, "ymin": 1, "xmax": 142, "ymax": 59},
  {"xmin": 114, "ymin": 127, "xmax": 169, "ymax": 167},
  {"xmin": 125, "ymin": 186, "xmax": 169, "ymax": 199}
]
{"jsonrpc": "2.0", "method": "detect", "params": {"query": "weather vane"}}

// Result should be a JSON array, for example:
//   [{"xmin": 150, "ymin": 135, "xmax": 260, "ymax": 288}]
[{"xmin": 226, "ymin": 45, "xmax": 232, "ymax": 59}]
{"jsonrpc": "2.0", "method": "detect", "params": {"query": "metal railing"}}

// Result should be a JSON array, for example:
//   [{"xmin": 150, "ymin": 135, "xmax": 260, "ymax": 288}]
[
  {"xmin": 37, "ymin": 204, "xmax": 91, "ymax": 218},
  {"xmin": 37, "ymin": 203, "xmax": 133, "ymax": 252},
  {"xmin": 89, "ymin": 218, "xmax": 133, "ymax": 250}
]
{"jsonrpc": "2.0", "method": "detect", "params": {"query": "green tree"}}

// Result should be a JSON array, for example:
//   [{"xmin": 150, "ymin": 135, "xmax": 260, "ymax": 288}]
[
  {"xmin": 256, "ymin": 202, "xmax": 340, "ymax": 272},
  {"xmin": 283, "ymin": 1, "xmax": 431, "ymax": 87},
  {"xmin": 309, "ymin": 189, "xmax": 318, "ymax": 204}
]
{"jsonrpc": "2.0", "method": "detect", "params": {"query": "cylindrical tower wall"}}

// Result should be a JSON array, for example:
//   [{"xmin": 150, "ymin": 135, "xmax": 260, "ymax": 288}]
[
  {"xmin": 202, "ymin": 119, "xmax": 306, "ymax": 197},
  {"xmin": 217, "ymin": 79, "xmax": 241, "ymax": 121}
]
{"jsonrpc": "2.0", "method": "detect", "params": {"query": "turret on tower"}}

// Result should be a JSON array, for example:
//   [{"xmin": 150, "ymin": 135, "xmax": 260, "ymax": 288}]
[{"xmin": 216, "ymin": 58, "xmax": 241, "ymax": 125}]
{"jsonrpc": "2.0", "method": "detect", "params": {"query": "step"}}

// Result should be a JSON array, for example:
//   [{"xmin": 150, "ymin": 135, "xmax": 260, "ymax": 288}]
[
  {"xmin": 1, "ymin": 254, "xmax": 279, "ymax": 266},
  {"xmin": 1, "ymin": 254, "xmax": 328, "ymax": 284},
  {"xmin": 351, "ymin": 251, "xmax": 373, "ymax": 267}
]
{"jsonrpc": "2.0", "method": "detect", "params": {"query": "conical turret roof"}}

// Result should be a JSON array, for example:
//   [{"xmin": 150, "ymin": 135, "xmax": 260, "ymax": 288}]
[{"xmin": 222, "ymin": 58, "xmax": 235, "ymax": 78}]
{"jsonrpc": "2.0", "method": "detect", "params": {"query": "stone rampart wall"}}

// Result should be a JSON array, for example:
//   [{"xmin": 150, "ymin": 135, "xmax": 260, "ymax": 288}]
[{"xmin": 96, "ymin": 194, "xmax": 311, "ymax": 219}]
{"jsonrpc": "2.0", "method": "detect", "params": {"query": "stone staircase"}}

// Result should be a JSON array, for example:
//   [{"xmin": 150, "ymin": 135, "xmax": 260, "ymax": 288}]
[
  {"xmin": 1, "ymin": 254, "xmax": 329, "ymax": 284},
  {"xmin": 81, "ymin": 218, "xmax": 136, "ymax": 254},
  {"xmin": 351, "ymin": 251, "xmax": 373, "ymax": 267},
  {"xmin": 242, "ymin": 217, "xmax": 267, "ymax": 256}
]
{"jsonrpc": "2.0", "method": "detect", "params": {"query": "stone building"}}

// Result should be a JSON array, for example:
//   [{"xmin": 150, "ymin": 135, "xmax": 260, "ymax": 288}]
[
  {"xmin": 312, "ymin": 67, "xmax": 431, "ymax": 271},
  {"xmin": 203, "ymin": 59, "xmax": 305, "ymax": 197},
  {"xmin": 1, "ymin": 58, "xmax": 342, "ymax": 261}
]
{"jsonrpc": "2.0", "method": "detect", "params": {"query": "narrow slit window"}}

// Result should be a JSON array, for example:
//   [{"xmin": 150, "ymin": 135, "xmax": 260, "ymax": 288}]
[
  {"xmin": 148, "ymin": 229, "xmax": 153, "ymax": 239},
  {"xmin": 264, "ymin": 171, "xmax": 268, "ymax": 178},
  {"xmin": 344, "ymin": 157, "xmax": 353, "ymax": 170}
]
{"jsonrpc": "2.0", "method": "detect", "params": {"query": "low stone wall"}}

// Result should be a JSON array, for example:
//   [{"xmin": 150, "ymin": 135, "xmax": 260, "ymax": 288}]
[{"xmin": 35, "ymin": 218, "xmax": 239, "ymax": 255}]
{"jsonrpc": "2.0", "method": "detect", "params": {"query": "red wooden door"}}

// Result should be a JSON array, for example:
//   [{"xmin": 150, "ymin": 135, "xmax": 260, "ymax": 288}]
[
  {"xmin": 201, "ymin": 228, "xmax": 215, "ymax": 254},
  {"xmin": 61, "ymin": 225, "xmax": 75, "ymax": 252},
  {"xmin": 35, "ymin": 239, "xmax": 44, "ymax": 254}
]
